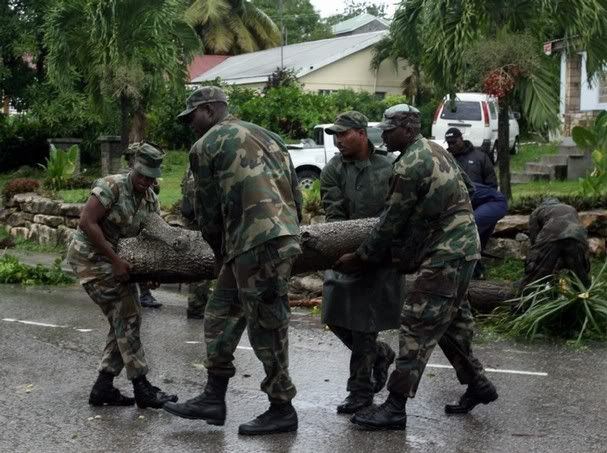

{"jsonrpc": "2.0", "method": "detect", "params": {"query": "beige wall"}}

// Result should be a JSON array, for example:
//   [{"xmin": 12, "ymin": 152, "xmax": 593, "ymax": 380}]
[{"xmin": 232, "ymin": 47, "xmax": 410, "ymax": 95}]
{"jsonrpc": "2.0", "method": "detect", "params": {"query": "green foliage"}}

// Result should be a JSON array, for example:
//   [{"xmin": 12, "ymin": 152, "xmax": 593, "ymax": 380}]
[
  {"xmin": 572, "ymin": 111, "xmax": 607, "ymax": 197},
  {"xmin": 493, "ymin": 262, "xmax": 607, "ymax": 344},
  {"xmin": 0, "ymin": 114, "xmax": 51, "ymax": 171},
  {"xmin": 302, "ymin": 179, "xmax": 323, "ymax": 218},
  {"xmin": 0, "ymin": 255, "xmax": 73, "ymax": 286},
  {"xmin": 264, "ymin": 67, "xmax": 301, "ymax": 92},
  {"xmin": 1, "ymin": 178, "xmax": 40, "ymax": 202},
  {"xmin": 509, "ymin": 193, "xmax": 607, "ymax": 214},
  {"xmin": 485, "ymin": 258, "xmax": 525, "ymax": 282},
  {"xmin": 38, "ymin": 145, "xmax": 78, "ymax": 191}
]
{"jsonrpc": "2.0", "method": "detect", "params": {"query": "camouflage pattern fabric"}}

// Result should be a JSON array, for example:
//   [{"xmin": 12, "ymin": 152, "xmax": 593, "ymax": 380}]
[
  {"xmin": 528, "ymin": 200, "xmax": 588, "ymax": 246},
  {"xmin": 386, "ymin": 260, "xmax": 486, "ymax": 397},
  {"xmin": 70, "ymin": 172, "xmax": 160, "ymax": 284},
  {"xmin": 203, "ymin": 236, "xmax": 299, "ymax": 403},
  {"xmin": 187, "ymin": 281, "xmax": 210, "ymax": 317},
  {"xmin": 356, "ymin": 135, "xmax": 481, "ymax": 268},
  {"xmin": 189, "ymin": 114, "xmax": 302, "ymax": 261}
]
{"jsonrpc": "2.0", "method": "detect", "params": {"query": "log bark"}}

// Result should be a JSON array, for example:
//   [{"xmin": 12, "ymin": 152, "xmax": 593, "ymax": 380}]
[{"xmin": 117, "ymin": 213, "xmax": 517, "ymax": 311}]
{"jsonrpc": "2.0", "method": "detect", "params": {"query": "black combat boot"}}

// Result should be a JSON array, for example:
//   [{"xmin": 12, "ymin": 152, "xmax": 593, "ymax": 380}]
[
  {"xmin": 163, "ymin": 374, "xmax": 228, "ymax": 425},
  {"xmin": 139, "ymin": 291, "xmax": 162, "ymax": 308},
  {"xmin": 337, "ymin": 393, "xmax": 373, "ymax": 414},
  {"xmin": 350, "ymin": 392, "xmax": 407, "ymax": 430},
  {"xmin": 373, "ymin": 342, "xmax": 396, "ymax": 393},
  {"xmin": 89, "ymin": 371, "xmax": 135, "ymax": 407},
  {"xmin": 132, "ymin": 376, "xmax": 178, "ymax": 409},
  {"xmin": 445, "ymin": 375, "xmax": 498, "ymax": 414},
  {"xmin": 238, "ymin": 402, "xmax": 298, "ymax": 435}
]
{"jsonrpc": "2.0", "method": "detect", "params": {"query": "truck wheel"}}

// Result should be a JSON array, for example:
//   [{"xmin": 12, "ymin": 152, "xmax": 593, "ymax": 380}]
[
  {"xmin": 510, "ymin": 137, "xmax": 520, "ymax": 155},
  {"xmin": 297, "ymin": 170, "xmax": 320, "ymax": 190}
]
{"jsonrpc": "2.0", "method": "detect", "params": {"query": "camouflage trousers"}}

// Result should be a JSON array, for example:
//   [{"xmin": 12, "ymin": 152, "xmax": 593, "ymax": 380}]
[
  {"xmin": 328, "ymin": 325, "xmax": 392, "ymax": 397},
  {"xmin": 521, "ymin": 238, "xmax": 591, "ymax": 288},
  {"xmin": 81, "ymin": 275, "xmax": 148, "ymax": 380},
  {"xmin": 387, "ymin": 260, "xmax": 485, "ymax": 398},
  {"xmin": 187, "ymin": 281, "xmax": 211, "ymax": 318},
  {"xmin": 204, "ymin": 237, "xmax": 298, "ymax": 403}
]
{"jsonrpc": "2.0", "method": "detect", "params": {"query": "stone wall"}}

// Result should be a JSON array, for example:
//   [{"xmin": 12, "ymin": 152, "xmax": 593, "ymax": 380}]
[{"xmin": 1, "ymin": 192, "xmax": 606, "ymax": 260}]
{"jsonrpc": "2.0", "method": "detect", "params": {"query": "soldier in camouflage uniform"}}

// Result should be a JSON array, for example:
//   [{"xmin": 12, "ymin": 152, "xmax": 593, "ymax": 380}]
[
  {"xmin": 520, "ymin": 198, "xmax": 590, "ymax": 289},
  {"xmin": 180, "ymin": 164, "xmax": 211, "ymax": 319},
  {"xmin": 320, "ymin": 111, "xmax": 401, "ymax": 414},
  {"xmin": 163, "ymin": 87, "xmax": 303, "ymax": 435},
  {"xmin": 334, "ymin": 105, "xmax": 497, "ymax": 430},
  {"xmin": 66, "ymin": 143, "xmax": 177, "ymax": 409}
]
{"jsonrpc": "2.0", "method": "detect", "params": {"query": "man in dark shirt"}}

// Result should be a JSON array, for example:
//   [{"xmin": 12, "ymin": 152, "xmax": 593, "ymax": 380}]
[{"xmin": 445, "ymin": 128, "xmax": 506, "ymax": 278}]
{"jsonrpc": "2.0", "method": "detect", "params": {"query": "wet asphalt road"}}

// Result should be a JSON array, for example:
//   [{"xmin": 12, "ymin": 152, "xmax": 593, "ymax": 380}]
[{"xmin": 0, "ymin": 284, "xmax": 606, "ymax": 453}]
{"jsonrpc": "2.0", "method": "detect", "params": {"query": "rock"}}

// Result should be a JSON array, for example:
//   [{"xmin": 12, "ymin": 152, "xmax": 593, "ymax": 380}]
[
  {"xmin": 57, "ymin": 225, "xmax": 75, "ymax": 246},
  {"xmin": 493, "ymin": 215, "xmax": 529, "ymax": 237},
  {"xmin": 485, "ymin": 237, "xmax": 527, "ymax": 260},
  {"xmin": 10, "ymin": 227, "xmax": 29, "ymax": 240},
  {"xmin": 6, "ymin": 211, "xmax": 35, "ymax": 227},
  {"xmin": 515, "ymin": 233, "xmax": 529, "ymax": 242},
  {"xmin": 290, "ymin": 274, "xmax": 324, "ymax": 297},
  {"xmin": 579, "ymin": 210, "xmax": 607, "ymax": 237},
  {"xmin": 10, "ymin": 192, "xmax": 37, "ymax": 208},
  {"xmin": 28, "ymin": 223, "xmax": 59, "ymax": 246},
  {"xmin": 65, "ymin": 217, "xmax": 80, "ymax": 229},
  {"xmin": 21, "ymin": 195, "xmax": 61, "ymax": 216},
  {"xmin": 60, "ymin": 203, "xmax": 84, "ymax": 217},
  {"xmin": 164, "ymin": 214, "xmax": 186, "ymax": 227},
  {"xmin": 0, "ymin": 208, "xmax": 17, "ymax": 222},
  {"xmin": 33, "ymin": 214, "xmax": 65, "ymax": 228},
  {"xmin": 588, "ymin": 237, "xmax": 606, "ymax": 257}
]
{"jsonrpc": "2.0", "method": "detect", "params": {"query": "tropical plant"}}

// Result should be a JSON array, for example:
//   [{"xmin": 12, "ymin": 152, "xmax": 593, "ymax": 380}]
[
  {"xmin": 45, "ymin": 0, "xmax": 201, "ymax": 149},
  {"xmin": 185, "ymin": 0, "xmax": 280, "ymax": 54},
  {"xmin": 302, "ymin": 179, "xmax": 323, "ymax": 218},
  {"xmin": 0, "ymin": 254, "xmax": 73, "ymax": 285},
  {"xmin": 379, "ymin": 0, "xmax": 607, "ymax": 199},
  {"xmin": 572, "ymin": 111, "xmax": 607, "ymax": 197},
  {"xmin": 38, "ymin": 145, "xmax": 78, "ymax": 190},
  {"xmin": 494, "ymin": 262, "xmax": 607, "ymax": 344}
]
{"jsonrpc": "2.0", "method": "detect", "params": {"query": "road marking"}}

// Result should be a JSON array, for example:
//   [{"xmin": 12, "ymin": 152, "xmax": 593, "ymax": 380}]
[
  {"xmin": 185, "ymin": 341, "xmax": 201, "ymax": 344},
  {"xmin": 75, "ymin": 329, "xmax": 93, "ymax": 333},
  {"xmin": 3, "ymin": 318, "xmax": 93, "ymax": 332},
  {"xmin": 426, "ymin": 363, "xmax": 547, "ymax": 377},
  {"xmin": 237, "ymin": 346, "xmax": 254, "ymax": 351}
]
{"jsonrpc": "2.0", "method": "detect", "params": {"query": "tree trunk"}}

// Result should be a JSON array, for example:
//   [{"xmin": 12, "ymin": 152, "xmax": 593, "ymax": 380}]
[
  {"xmin": 119, "ymin": 94, "xmax": 130, "ymax": 152},
  {"xmin": 129, "ymin": 109, "xmax": 147, "ymax": 143},
  {"xmin": 497, "ymin": 99, "xmax": 512, "ymax": 200}
]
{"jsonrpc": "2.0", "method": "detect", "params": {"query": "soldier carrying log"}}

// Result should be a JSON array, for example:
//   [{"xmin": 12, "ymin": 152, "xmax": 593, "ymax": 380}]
[{"xmin": 334, "ymin": 104, "xmax": 498, "ymax": 431}]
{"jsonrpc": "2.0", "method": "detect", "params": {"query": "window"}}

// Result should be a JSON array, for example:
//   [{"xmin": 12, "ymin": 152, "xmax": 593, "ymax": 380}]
[
  {"xmin": 439, "ymin": 101, "xmax": 482, "ymax": 121},
  {"xmin": 318, "ymin": 89, "xmax": 333, "ymax": 96},
  {"xmin": 374, "ymin": 91, "xmax": 386, "ymax": 99},
  {"xmin": 599, "ymin": 76, "xmax": 607, "ymax": 104}
]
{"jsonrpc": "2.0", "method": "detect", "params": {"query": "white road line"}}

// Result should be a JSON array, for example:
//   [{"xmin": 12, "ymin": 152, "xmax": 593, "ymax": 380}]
[
  {"xmin": 236, "ymin": 345, "xmax": 254, "ymax": 351},
  {"xmin": 3, "ymin": 318, "xmax": 93, "ymax": 332},
  {"xmin": 75, "ymin": 329, "xmax": 93, "ymax": 333},
  {"xmin": 185, "ymin": 341, "xmax": 201, "ymax": 344},
  {"xmin": 426, "ymin": 363, "xmax": 547, "ymax": 377}
]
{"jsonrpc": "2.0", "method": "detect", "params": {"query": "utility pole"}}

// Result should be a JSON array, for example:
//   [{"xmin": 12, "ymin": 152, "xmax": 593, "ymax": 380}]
[{"xmin": 279, "ymin": 0, "xmax": 284, "ymax": 69}]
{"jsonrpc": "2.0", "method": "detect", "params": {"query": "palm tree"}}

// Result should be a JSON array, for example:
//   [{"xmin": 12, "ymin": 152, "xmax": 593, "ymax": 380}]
[
  {"xmin": 185, "ymin": 0, "xmax": 281, "ymax": 55},
  {"xmin": 45, "ymin": 0, "xmax": 201, "ymax": 149},
  {"xmin": 381, "ymin": 0, "xmax": 607, "ymax": 199}
]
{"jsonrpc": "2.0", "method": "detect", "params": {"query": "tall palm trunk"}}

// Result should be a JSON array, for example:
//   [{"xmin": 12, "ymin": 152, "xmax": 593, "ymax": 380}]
[
  {"xmin": 129, "ymin": 109, "xmax": 146, "ymax": 143},
  {"xmin": 498, "ymin": 100, "xmax": 511, "ymax": 200}
]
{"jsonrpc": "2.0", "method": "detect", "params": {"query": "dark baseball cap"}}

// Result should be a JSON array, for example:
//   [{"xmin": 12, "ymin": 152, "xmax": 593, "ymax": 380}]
[
  {"xmin": 177, "ymin": 86, "xmax": 228, "ymax": 121},
  {"xmin": 445, "ymin": 128, "xmax": 463, "ymax": 140},
  {"xmin": 325, "ymin": 111, "xmax": 368, "ymax": 134}
]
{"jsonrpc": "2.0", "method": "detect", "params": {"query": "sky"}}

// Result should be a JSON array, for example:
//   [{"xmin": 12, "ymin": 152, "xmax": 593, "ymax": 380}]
[{"xmin": 309, "ymin": 0, "xmax": 397, "ymax": 18}]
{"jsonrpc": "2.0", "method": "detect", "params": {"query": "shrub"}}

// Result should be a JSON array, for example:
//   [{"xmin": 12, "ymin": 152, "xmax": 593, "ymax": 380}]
[
  {"xmin": 572, "ymin": 111, "xmax": 607, "ymax": 197},
  {"xmin": 508, "ymin": 194, "xmax": 607, "ymax": 214},
  {"xmin": 1, "ymin": 178, "xmax": 40, "ymax": 202},
  {"xmin": 0, "ymin": 114, "xmax": 50, "ymax": 171},
  {"xmin": 0, "ymin": 255, "xmax": 73, "ymax": 285},
  {"xmin": 302, "ymin": 179, "xmax": 323, "ymax": 218},
  {"xmin": 39, "ymin": 145, "xmax": 78, "ymax": 190}
]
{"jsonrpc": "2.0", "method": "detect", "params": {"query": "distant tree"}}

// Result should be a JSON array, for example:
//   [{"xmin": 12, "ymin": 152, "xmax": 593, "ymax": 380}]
[
  {"xmin": 45, "ymin": 0, "xmax": 200, "ymax": 148},
  {"xmin": 186, "ymin": 0, "xmax": 281, "ymax": 54},
  {"xmin": 264, "ymin": 67, "xmax": 301, "ymax": 92},
  {"xmin": 325, "ymin": 1, "xmax": 388, "ymax": 27},
  {"xmin": 251, "ymin": 0, "xmax": 332, "ymax": 44}
]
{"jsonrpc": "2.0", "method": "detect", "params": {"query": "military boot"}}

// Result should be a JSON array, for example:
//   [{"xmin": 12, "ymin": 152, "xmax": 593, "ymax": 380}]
[
  {"xmin": 337, "ymin": 393, "xmax": 373, "ymax": 414},
  {"xmin": 88, "ymin": 371, "xmax": 135, "ymax": 407},
  {"xmin": 350, "ymin": 393, "xmax": 407, "ymax": 431},
  {"xmin": 373, "ymin": 342, "xmax": 396, "ymax": 393},
  {"xmin": 238, "ymin": 402, "xmax": 298, "ymax": 435},
  {"xmin": 445, "ymin": 375, "xmax": 498, "ymax": 414},
  {"xmin": 163, "ymin": 374, "xmax": 228, "ymax": 425},
  {"xmin": 132, "ymin": 376, "xmax": 178, "ymax": 409}
]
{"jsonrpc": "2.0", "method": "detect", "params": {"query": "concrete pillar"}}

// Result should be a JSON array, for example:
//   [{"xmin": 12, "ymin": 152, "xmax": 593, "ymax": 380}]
[{"xmin": 97, "ymin": 136, "xmax": 123, "ymax": 176}]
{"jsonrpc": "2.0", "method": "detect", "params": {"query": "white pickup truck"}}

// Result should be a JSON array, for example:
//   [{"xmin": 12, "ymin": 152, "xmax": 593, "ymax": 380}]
[{"xmin": 288, "ymin": 122, "xmax": 390, "ymax": 188}]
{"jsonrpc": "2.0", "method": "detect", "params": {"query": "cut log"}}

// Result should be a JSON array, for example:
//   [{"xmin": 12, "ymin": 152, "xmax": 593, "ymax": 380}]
[{"xmin": 117, "ymin": 213, "xmax": 517, "ymax": 311}]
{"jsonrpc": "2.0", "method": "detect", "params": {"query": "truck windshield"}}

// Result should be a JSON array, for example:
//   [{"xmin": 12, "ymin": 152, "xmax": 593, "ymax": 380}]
[{"xmin": 440, "ymin": 101, "xmax": 482, "ymax": 121}]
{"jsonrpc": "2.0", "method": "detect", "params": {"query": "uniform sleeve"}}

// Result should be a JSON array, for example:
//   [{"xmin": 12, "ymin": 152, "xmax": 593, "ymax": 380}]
[
  {"xmin": 356, "ymin": 150, "xmax": 432, "ymax": 262},
  {"xmin": 90, "ymin": 178, "xmax": 117, "ymax": 209},
  {"xmin": 288, "ymin": 154, "xmax": 303, "ymax": 222},
  {"xmin": 320, "ymin": 160, "xmax": 348, "ymax": 222},
  {"xmin": 189, "ymin": 146, "xmax": 223, "ymax": 255},
  {"xmin": 528, "ymin": 209, "xmax": 541, "ymax": 245},
  {"xmin": 481, "ymin": 153, "xmax": 498, "ymax": 188}
]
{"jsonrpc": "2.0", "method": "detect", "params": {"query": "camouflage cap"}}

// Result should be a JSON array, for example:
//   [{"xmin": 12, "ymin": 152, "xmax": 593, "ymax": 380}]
[
  {"xmin": 378, "ymin": 104, "xmax": 421, "ymax": 130},
  {"xmin": 130, "ymin": 142, "xmax": 166, "ymax": 178},
  {"xmin": 325, "ymin": 111, "xmax": 368, "ymax": 134},
  {"xmin": 177, "ymin": 86, "xmax": 228, "ymax": 121}
]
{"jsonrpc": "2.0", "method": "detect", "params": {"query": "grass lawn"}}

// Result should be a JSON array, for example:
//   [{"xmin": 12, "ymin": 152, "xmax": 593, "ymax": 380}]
[{"xmin": 511, "ymin": 142, "xmax": 558, "ymax": 172}]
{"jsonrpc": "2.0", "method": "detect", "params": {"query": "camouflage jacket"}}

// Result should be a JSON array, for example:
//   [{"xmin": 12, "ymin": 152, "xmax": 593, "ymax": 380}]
[
  {"xmin": 189, "ymin": 115, "xmax": 302, "ymax": 262},
  {"xmin": 320, "ymin": 141, "xmax": 392, "ymax": 221},
  {"xmin": 180, "ymin": 163, "xmax": 196, "ymax": 225},
  {"xmin": 528, "ymin": 202, "xmax": 588, "ymax": 246},
  {"xmin": 70, "ymin": 172, "xmax": 160, "ymax": 283},
  {"xmin": 356, "ymin": 135, "xmax": 480, "ymax": 268}
]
